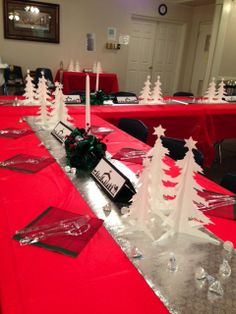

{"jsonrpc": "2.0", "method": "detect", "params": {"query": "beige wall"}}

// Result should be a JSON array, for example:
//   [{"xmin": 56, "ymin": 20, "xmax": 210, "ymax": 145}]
[
  {"xmin": 0, "ymin": 0, "xmax": 194, "ymax": 91},
  {"xmin": 0, "ymin": 0, "xmax": 235, "ymax": 92}
]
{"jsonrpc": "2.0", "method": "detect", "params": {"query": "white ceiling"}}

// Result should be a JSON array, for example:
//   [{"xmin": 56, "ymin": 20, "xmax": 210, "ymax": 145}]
[{"xmin": 167, "ymin": 0, "xmax": 215, "ymax": 6}]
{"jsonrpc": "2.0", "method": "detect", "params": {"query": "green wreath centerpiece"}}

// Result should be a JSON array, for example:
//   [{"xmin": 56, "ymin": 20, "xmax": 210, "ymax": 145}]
[{"xmin": 65, "ymin": 128, "xmax": 107, "ymax": 171}]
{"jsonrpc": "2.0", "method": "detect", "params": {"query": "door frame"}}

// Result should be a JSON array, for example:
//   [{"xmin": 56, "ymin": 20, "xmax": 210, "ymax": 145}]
[
  {"xmin": 190, "ymin": 22, "xmax": 213, "ymax": 96},
  {"xmin": 126, "ymin": 14, "xmax": 187, "ymax": 96}
]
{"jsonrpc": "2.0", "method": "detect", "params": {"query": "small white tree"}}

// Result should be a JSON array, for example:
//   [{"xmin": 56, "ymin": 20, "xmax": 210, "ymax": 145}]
[
  {"xmin": 203, "ymin": 77, "xmax": 217, "ymax": 103},
  {"xmin": 97, "ymin": 61, "xmax": 103, "ymax": 73},
  {"xmin": 36, "ymin": 72, "xmax": 52, "ymax": 125},
  {"xmin": 49, "ymin": 82, "xmax": 73, "ymax": 126},
  {"xmin": 215, "ymin": 78, "xmax": 226, "ymax": 102},
  {"xmin": 92, "ymin": 61, "xmax": 97, "ymax": 73},
  {"xmin": 158, "ymin": 137, "xmax": 219, "ymax": 245},
  {"xmin": 23, "ymin": 69, "xmax": 36, "ymax": 105},
  {"xmin": 125, "ymin": 157, "xmax": 155, "ymax": 239},
  {"xmin": 74, "ymin": 61, "xmax": 81, "ymax": 72},
  {"xmin": 139, "ymin": 75, "xmax": 152, "ymax": 104},
  {"xmin": 149, "ymin": 126, "xmax": 177, "ymax": 219},
  {"xmin": 68, "ymin": 60, "xmax": 74, "ymax": 72},
  {"xmin": 150, "ymin": 75, "xmax": 164, "ymax": 104}
]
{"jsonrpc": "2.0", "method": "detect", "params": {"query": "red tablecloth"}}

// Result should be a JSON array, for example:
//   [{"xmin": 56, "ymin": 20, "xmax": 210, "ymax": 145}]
[
  {"xmin": 1, "ymin": 97, "xmax": 236, "ymax": 167},
  {"xmin": 55, "ymin": 71, "xmax": 119, "ymax": 95},
  {"xmin": 1, "ymin": 110, "xmax": 236, "ymax": 314}
]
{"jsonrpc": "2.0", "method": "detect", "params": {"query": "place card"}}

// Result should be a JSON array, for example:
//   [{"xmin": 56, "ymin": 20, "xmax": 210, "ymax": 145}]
[
  {"xmin": 64, "ymin": 95, "xmax": 81, "ymax": 104},
  {"xmin": 114, "ymin": 96, "xmax": 139, "ymax": 104},
  {"xmin": 91, "ymin": 157, "xmax": 136, "ymax": 203},
  {"xmin": 51, "ymin": 121, "xmax": 73, "ymax": 143}
]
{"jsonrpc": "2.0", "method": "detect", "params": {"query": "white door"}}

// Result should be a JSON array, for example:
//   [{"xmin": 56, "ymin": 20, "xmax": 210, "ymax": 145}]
[
  {"xmin": 126, "ymin": 19, "xmax": 156, "ymax": 94},
  {"xmin": 191, "ymin": 23, "xmax": 212, "ymax": 96},
  {"xmin": 152, "ymin": 22, "xmax": 185, "ymax": 96},
  {"xmin": 126, "ymin": 19, "xmax": 185, "ymax": 96}
]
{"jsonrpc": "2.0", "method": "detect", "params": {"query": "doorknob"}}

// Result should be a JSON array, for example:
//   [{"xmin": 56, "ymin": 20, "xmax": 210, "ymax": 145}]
[{"xmin": 148, "ymin": 66, "xmax": 153, "ymax": 70}]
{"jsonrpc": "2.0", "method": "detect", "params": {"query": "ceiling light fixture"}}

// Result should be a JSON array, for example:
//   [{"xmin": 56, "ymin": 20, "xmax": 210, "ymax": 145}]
[{"xmin": 25, "ymin": 6, "xmax": 40, "ymax": 14}]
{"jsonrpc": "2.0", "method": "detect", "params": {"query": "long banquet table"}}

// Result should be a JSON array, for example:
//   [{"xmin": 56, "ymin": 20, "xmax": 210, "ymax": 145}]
[
  {"xmin": 1, "ymin": 96, "xmax": 236, "ymax": 167},
  {"xmin": 1, "ymin": 97, "xmax": 236, "ymax": 314}
]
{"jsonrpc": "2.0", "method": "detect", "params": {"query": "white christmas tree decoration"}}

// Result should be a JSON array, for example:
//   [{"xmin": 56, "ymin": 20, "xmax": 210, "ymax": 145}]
[
  {"xmin": 36, "ymin": 72, "xmax": 52, "ymax": 125},
  {"xmin": 124, "ymin": 125, "xmax": 178, "ymax": 239},
  {"xmin": 125, "ymin": 157, "xmax": 155, "ymax": 240},
  {"xmin": 49, "ymin": 82, "xmax": 73, "ymax": 126},
  {"xmin": 97, "ymin": 61, "xmax": 103, "ymax": 73},
  {"xmin": 149, "ymin": 126, "xmax": 177, "ymax": 219},
  {"xmin": 203, "ymin": 77, "xmax": 217, "ymax": 103},
  {"xmin": 215, "ymin": 78, "xmax": 227, "ymax": 102},
  {"xmin": 23, "ymin": 69, "xmax": 36, "ymax": 105},
  {"xmin": 158, "ymin": 137, "xmax": 220, "ymax": 245},
  {"xmin": 68, "ymin": 60, "xmax": 74, "ymax": 72},
  {"xmin": 74, "ymin": 61, "xmax": 81, "ymax": 72},
  {"xmin": 150, "ymin": 75, "xmax": 165, "ymax": 104},
  {"xmin": 139, "ymin": 75, "xmax": 152, "ymax": 104},
  {"xmin": 92, "ymin": 61, "xmax": 97, "ymax": 73}
]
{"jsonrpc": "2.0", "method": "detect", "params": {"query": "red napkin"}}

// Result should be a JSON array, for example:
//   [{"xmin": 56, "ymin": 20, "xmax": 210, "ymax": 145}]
[
  {"xmin": 0, "ymin": 153, "xmax": 55, "ymax": 173},
  {"xmin": 112, "ymin": 147, "xmax": 146, "ymax": 164},
  {"xmin": 0, "ymin": 128, "xmax": 33, "ymax": 139},
  {"xmin": 198, "ymin": 190, "xmax": 236, "ymax": 220},
  {"xmin": 14, "ymin": 206, "xmax": 104, "ymax": 257}
]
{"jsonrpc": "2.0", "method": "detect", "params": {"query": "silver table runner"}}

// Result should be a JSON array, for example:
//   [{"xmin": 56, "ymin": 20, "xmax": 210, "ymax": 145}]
[{"xmin": 27, "ymin": 116, "xmax": 236, "ymax": 314}]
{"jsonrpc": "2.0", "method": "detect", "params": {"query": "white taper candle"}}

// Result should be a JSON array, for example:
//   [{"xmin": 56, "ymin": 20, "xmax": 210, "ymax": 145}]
[
  {"xmin": 95, "ymin": 62, "xmax": 99, "ymax": 92},
  {"xmin": 85, "ymin": 74, "xmax": 91, "ymax": 132}
]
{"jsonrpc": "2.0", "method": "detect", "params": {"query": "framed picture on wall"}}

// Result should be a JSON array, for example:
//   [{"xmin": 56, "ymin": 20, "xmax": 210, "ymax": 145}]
[{"xmin": 3, "ymin": 0, "xmax": 60, "ymax": 43}]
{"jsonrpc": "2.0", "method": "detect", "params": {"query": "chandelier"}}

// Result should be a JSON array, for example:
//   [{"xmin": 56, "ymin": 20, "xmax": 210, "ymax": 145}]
[
  {"xmin": 8, "ymin": 11, "xmax": 20, "ymax": 21},
  {"xmin": 24, "ymin": 6, "xmax": 40, "ymax": 14}
]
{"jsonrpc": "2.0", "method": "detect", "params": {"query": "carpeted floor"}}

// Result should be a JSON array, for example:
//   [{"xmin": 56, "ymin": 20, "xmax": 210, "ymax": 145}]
[{"xmin": 203, "ymin": 139, "xmax": 236, "ymax": 185}]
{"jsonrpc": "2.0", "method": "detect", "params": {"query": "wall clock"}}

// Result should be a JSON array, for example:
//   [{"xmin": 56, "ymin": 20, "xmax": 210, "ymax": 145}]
[{"xmin": 158, "ymin": 4, "xmax": 168, "ymax": 16}]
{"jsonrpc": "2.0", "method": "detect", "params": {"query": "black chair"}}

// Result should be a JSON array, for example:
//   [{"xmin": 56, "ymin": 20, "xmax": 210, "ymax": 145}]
[
  {"xmin": 220, "ymin": 173, "xmax": 236, "ymax": 194},
  {"xmin": 161, "ymin": 136, "xmax": 204, "ymax": 167},
  {"xmin": 34, "ymin": 67, "xmax": 54, "ymax": 88},
  {"xmin": 109, "ymin": 91, "xmax": 137, "ymax": 97},
  {"xmin": 118, "ymin": 118, "xmax": 148, "ymax": 143},
  {"xmin": 4, "ymin": 65, "xmax": 25, "ymax": 95},
  {"xmin": 173, "ymin": 91, "xmax": 194, "ymax": 97}
]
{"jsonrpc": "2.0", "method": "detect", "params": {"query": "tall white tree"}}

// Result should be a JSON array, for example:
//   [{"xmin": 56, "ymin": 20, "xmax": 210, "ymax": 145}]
[
  {"xmin": 36, "ymin": 72, "xmax": 52, "ymax": 125},
  {"xmin": 125, "ymin": 157, "xmax": 155, "ymax": 239},
  {"xmin": 149, "ymin": 126, "xmax": 177, "ymax": 219},
  {"xmin": 150, "ymin": 75, "xmax": 164, "ymax": 104},
  {"xmin": 158, "ymin": 137, "xmax": 219, "ymax": 245},
  {"xmin": 49, "ymin": 82, "xmax": 73, "ymax": 126},
  {"xmin": 139, "ymin": 75, "xmax": 152, "ymax": 104},
  {"xmin": 215, "ymin": 78, "xmax": 226, "ymax": 102},
  {"xmin": 203, "ymin": 77, "xmax": 217, "ymax": 103},
  {"xmin": 74, "ymin": 61, "xmax": 81, "ymax": 72},
  {"xmin": 92, "ymin": 61, "xmax": 97, "ymax": 73},
  {"xmin": 68, "ymin": 60, "xmax": 74, "ymax": 72},
  {"xmin": 96, "ymin": 61, "xmax": 103, "ymax": 73},
  {"xmin": 23, "ymin": 69, "xmax": 36, "ymax": 105}
]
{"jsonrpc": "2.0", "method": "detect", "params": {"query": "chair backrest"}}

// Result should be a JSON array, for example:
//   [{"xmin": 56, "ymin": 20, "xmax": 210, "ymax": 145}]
[
  {"xmin": 34, "ymin": 67, "xmax": 54, "ymax": 86},
  {"xmin": 118, "ymin": 118, "xmax": 148, "ymax": 143},
  {"xmin": 220, "ymin": 173, "xmax": 236, "ymax": 194},
  {"xmin": 109, "ymin": 91, "xmax": 137, "ymax": 97},
  {"xmin": 4, "ymin": 65, "xmax": 24, "ymax": 85},
  {"xmin": 161, "ymin": 136, "xmax": 204, "ymax": 167},
  {"xmin": 173, "ymin": 91, "xmax": 194, "ymax": 97}
]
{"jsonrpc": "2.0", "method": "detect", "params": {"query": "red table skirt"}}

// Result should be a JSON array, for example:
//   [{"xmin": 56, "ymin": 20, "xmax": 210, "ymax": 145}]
[{"xmin": 55, "ymin": 71, "xmax": 119, "ymax": 95}]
